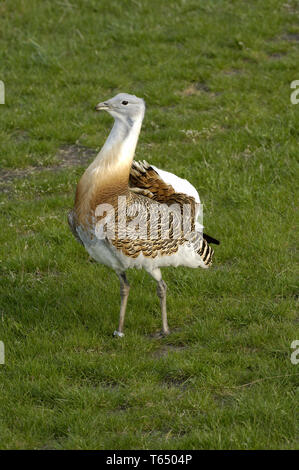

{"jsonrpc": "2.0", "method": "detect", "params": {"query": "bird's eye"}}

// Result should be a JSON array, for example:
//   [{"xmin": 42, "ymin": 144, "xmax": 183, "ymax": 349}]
[{"xmin": 122, "ymin": 100, "xmax": 128, "ymax": 105}]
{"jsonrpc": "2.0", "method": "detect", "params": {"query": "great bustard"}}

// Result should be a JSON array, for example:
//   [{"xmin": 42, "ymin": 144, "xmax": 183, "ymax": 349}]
[{"xmin": 68, "ymin": 93, "xmax": 219, "ymax": 337}]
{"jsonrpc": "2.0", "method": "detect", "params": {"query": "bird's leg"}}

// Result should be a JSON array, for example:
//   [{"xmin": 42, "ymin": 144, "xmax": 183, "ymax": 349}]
[
  {"xmin": 148, "ymin": 268, "xmax": 170, "ymax": 336},
  {"xmin": 157, "ymin": 279, "xmax": 170, "ymax": 336},
  {"xmin": 114, "ymin": 272, "xmax": 130, "ymax": 338}
]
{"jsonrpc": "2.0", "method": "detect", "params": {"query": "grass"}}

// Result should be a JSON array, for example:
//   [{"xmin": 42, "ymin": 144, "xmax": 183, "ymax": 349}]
[{"xmin": 0, "ymin": 0, "xmax": 298, "ymax": 449}]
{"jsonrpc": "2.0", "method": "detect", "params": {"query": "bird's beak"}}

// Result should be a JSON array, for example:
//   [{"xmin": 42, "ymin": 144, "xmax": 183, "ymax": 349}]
[{"xmin": 95, "ymin": 101, "xmax": 109, "ymax": 112}]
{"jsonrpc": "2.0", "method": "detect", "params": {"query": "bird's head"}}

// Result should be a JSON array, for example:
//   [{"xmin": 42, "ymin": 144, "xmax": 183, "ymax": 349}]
[{"xmin": 95, "ymin": 93, "xmax": 145, "ymax": 125}]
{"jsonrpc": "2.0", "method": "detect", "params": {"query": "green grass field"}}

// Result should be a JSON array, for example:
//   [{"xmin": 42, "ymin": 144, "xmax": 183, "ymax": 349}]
[{"xmin": 0, "ymin": 0, "xmax": 298, "ymax": 449}]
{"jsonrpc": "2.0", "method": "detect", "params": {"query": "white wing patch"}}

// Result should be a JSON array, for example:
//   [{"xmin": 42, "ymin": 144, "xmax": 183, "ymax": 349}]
[
  {"xmin": 151, "ymin": 165, "xmax": 201, "ymax": 203},
  {"xmin": 151, "ymin": 164, "xmax": 203, "ymax": 230}
]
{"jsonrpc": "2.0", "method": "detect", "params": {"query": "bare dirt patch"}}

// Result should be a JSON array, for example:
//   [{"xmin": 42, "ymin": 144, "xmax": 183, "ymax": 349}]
[
  {"xmin": 162, "ymin": 372, "xmax": 193, "ymax": 388},
  {"xmin": 222, "ymin": 68, "xmax": 242, "ymax": 75},
  {"xmin": 56, "ymin": 144, "xmax": 97, "ymax": 167},
  {"xmin": 153, "ymin": 344, "xmax": 188, "ymax": 358},
  {"xmin": 282, "ymin": 33, "xmax": 299, "ymax": 42},
  {"xmin": 268, "ymin": 52, "xmax": 286, "ymax": 60},
  {"xmin": 179, "ymin": 81, "xmax": 211, "ymax": 96},
  {"xmin": 0, "ymin": 144, "xmax": 97, "ymax": 193}
]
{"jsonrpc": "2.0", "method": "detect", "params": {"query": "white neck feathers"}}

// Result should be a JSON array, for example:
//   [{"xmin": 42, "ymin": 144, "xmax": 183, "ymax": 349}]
[
  {"xmin": 89, "ymin": 115, "xmax": 143, "ymax": 176},
  {"xmin": 75, "ymin": 114, "xmax": 144, "ymax": 218}
]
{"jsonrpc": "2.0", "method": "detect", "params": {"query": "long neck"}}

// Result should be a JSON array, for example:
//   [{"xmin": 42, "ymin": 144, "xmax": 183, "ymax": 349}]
[
  {"xmin": 75, "ymin": 115, "xmax": 143, "ymax": 221},
  {"xmin": 91, "ymin": 114, "xmax": 143, "ymax": 176}
]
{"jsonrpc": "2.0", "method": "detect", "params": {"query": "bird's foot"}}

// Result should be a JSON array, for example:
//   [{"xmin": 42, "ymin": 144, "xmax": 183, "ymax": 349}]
[
  {"xmin": 113, "ymin": 330, "xmax": 125, "ymax": 338},
  {"xmin": 151, "ymin": 329, "xmax": 170, "ymax": 339}
]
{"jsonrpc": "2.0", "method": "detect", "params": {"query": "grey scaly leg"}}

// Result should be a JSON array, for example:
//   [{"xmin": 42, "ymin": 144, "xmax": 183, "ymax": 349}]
[
  {"xmin": 157, "ymin": 279, "xmax": 169, "ymax": 335},
  {"xmin": 148, "ymin": 268, "xmax": 170, "ymax": 336},
  {"xmin": 114, "ymin": 272, "xmax": 130, "ymax": 338}
]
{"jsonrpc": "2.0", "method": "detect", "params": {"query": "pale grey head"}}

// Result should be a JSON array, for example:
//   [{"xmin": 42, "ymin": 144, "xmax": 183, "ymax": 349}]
[{"xmin": 95, "ymin": 93, "xmax": 145, "ymax": 125}]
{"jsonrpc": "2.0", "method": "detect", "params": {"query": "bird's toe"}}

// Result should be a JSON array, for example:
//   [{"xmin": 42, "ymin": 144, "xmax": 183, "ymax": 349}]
[
  {"xmin": 113, "ymin": 330, "xmax": 125, "ymax": 338},
  {"xmin": 150, "ymin": 329, "xmax": 171, "ymax": 339}
]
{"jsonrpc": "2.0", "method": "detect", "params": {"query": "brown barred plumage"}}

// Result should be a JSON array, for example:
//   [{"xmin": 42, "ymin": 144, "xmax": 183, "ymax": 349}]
[{"xmin": 68, "ymin": 92, "xmax": 219, "ymax": 336}]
